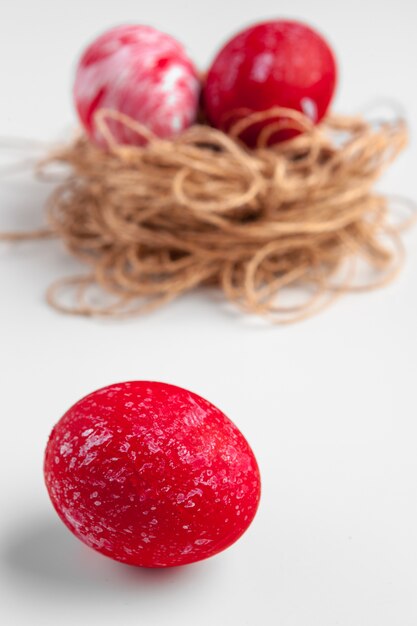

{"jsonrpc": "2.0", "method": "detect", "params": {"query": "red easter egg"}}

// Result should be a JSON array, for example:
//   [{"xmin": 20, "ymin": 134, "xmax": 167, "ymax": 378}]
[
  {"xmin": 203, "ymin": 20, "xmax": 337, "ymax": 147},
  {"xmin": 44, "ymin": 381, "xmax": 261, "ymax": 568},
  {"xmin": 74, "ymin": 25, "xmax": 200, "ymax": 146}
]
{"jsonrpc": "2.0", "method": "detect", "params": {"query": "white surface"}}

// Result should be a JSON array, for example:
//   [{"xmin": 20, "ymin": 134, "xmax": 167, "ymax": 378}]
[{"xmin": 1, "ymin": 1, "xmax": 417, "ymax": 625}]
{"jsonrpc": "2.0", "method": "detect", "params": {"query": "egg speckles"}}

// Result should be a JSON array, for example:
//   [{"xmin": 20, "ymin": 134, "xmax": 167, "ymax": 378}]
[{"xmin": 44, "ymin": 381, "xmax": 261, "ymax": 567}]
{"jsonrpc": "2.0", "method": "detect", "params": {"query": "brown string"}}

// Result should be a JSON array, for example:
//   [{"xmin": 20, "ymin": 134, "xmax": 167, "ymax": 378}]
[
  {"xmin": 3, "ymin": 107, "xmax": 414, "ymax": 322},
  {"xmin": 0, "ymin": 229, "xmax": 53, "ymax": 241}
]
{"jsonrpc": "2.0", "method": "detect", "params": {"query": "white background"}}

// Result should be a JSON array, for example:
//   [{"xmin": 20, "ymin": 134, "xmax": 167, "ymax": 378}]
[{"xmin": 1, "ymin": 1, "xmax": 416, "ymax": 625}]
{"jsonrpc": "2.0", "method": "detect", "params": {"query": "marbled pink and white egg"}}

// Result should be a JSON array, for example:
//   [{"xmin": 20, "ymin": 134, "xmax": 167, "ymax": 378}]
[{"xmin": 74, "ymin": 25, "xmax": 200, "ymax": 146}]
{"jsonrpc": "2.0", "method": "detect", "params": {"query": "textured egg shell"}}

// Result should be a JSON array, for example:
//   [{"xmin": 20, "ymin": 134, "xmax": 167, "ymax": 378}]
[
  {"xmin": 44, "ymin": 381, "xmax": 261, "ymax": 567},
  {"xmin": 203, "ymin": 20, "xmax": 337, "ymax": 147}
]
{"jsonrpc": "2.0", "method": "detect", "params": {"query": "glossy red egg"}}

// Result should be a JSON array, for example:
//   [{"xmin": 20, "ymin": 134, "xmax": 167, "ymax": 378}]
[
  {"xmin": 44, "ymin": 381, "xmax": 261, "ymax": 568},
  {"xmin": 203, "ymin": 20, "xmax": 337, "ymax": 147},
  {"xmin": 74, "ymin": 25, "xmax": 200, "ymax": 146}
]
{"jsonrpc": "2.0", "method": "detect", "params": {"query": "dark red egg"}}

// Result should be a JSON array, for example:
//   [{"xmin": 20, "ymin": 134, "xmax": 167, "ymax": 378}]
[
  {"xmin": 44, "ymin": 381, "xmax": 261, "ymax": 568},
  {"xmin": 203, "ymin": 20, "xmax": 337, "ymax": 147},
  {"xmin": 74, "ymin": 25, "xmax": 200, "ymax": 146}
]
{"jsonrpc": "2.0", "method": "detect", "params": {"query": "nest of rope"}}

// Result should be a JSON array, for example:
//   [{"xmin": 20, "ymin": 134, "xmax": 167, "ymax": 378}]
[{"xmin": 42, "ymin": 106, "xmax": 409, "ymax": 323}]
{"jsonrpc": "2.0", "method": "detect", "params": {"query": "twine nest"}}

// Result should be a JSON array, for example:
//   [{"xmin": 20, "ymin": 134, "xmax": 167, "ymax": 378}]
[{"xmin": 38, "ymin": 106, "xmax": 409, "ymax": 322}]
